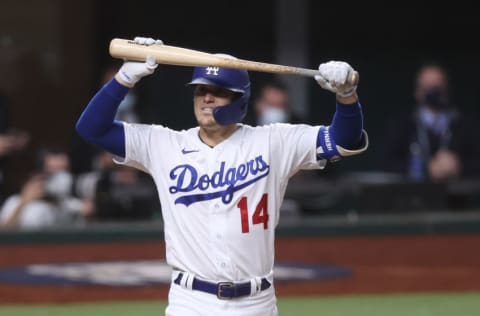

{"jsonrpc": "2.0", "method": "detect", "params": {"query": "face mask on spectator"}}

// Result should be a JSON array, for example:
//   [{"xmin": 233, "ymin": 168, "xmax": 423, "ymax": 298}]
[
  {"xmin": 44, "ymin": 171, "xmax": 73, "ymax": 199},
  {"xmin": 259, "ymin": 107, "xmax": 289, "ymax": 125}
]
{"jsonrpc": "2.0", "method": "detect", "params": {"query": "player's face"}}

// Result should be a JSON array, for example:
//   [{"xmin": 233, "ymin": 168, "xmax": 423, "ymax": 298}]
[{"xmin": 193, "ymin": 85, "xmax": 237, "ymax": 127}]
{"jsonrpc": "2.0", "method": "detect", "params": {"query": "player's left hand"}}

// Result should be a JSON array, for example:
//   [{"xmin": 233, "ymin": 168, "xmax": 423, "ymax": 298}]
[{"xmin": 315, "ymin": 61, "xmax": 357, "ymax": 97}]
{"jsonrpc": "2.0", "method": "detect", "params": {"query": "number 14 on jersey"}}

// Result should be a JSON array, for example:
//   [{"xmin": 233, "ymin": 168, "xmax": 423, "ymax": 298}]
[{"xmin": 237, "ymin": 193, "xmax": 269, "ymax": 233}]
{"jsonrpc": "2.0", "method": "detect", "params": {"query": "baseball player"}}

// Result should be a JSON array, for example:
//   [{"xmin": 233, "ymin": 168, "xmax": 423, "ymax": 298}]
[{"xmin": 76, "ymin": 37, "xmax": 368, "ymax": 315}]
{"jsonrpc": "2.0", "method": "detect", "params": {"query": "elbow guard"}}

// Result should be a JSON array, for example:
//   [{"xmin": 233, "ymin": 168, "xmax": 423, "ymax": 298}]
[{"xmin": 316, "ymin": 126, "xmax": 369, "ymax": 162}]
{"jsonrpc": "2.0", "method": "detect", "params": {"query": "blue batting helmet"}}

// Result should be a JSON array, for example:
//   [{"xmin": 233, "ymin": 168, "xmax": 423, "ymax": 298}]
[{"xmin": 187, "ymin": 54, "xmax": 251, "ymax": 125}]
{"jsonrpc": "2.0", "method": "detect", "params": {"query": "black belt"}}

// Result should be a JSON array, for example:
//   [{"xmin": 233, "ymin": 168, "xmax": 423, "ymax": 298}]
[{"xmin": 173, "ymin": 272, "xmax": 271, "ymax": 299}]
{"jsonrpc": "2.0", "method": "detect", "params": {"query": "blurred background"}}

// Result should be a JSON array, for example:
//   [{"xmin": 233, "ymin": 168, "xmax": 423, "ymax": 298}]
[{"xmin": 1, "ymin": 1, "xmax": 480, "ymax": 315}]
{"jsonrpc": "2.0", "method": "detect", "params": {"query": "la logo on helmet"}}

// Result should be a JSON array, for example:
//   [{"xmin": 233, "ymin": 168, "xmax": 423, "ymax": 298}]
[{"xmin": 206, "ymin": 67, "xmax": 220, "ymax": 75}]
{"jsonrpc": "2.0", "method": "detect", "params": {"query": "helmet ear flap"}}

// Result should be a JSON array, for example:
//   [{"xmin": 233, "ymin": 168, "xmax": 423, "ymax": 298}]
[{"xmin": 213, "ymin": 89, "xmax": 250, "ymax": 126}]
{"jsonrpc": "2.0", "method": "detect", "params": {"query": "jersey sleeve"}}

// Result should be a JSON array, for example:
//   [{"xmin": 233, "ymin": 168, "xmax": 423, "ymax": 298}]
[
  {"xmin": 269, "ymin": 123, "xmax": 326, "ymax": 179},
  {"xmin": 113, "ymin": 122, "xmax": 171, "ymax": 174}
]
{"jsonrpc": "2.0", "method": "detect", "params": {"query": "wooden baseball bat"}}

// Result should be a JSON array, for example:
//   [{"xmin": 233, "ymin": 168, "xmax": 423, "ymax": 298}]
[{"xmin": 109, "ymin": 38, "xmax": 359, "ymax": 85}]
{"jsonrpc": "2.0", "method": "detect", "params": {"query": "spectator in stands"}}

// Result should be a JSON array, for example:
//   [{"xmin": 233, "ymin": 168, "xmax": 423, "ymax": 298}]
[
  {"xmin": 383, "ymin": 63, "xmax": 480, "ymax": 181},
  {"xmin": 76, "ymin": 150, "xmax": 160, "ymax": 221},
  {"xmin": 252, "ymin": 81, "xmax": 301, "ymax": 126},
  {"xmin": 0, "ymin": 147, "xmax": 92, "ymax": 229}
]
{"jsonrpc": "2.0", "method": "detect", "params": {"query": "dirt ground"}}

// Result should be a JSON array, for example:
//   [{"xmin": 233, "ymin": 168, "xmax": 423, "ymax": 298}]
[{"xmin": 1, "ymin": 234, "xmax": 480, "ymax": 303}]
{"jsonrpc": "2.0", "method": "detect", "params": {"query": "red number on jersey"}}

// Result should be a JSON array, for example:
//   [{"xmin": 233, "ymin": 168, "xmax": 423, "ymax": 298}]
[
  {"xmin": 237, "ymin": 194, "xmax": 269, "ymax": 234},
  {"xmin": 237, "ymin": 197, "xmax": 249, "ymax": 233},
  {"xmin": 252, "ymin": 193, "xmax": 269, "ymax": 229}
]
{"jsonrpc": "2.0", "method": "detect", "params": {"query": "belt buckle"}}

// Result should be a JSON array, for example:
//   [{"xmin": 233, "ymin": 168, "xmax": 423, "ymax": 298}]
[{"xmin": 217, "ymin": 282, "xmax": 234, "ymax": 300}]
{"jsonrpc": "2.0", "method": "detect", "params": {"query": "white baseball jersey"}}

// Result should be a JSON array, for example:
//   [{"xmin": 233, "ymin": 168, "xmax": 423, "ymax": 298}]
[{"xmin": 117, "ymin": 122, "xmax": 326, "ymax": 282}]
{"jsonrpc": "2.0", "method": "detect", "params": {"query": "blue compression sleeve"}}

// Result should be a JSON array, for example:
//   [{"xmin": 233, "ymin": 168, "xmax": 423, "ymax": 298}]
[
  {"xmin": 330, "ymin": 101, "xmax": 363, "ymax": 149},
  {"xmin": 316, "ymin": 100, "xmax": 364, "ymax": 161},
  {"xmin": 76, "ymin": 79, "xmax": 128, "ymax": 157}
]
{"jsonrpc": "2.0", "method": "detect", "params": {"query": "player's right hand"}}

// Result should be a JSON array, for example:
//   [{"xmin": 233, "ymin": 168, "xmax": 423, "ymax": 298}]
[
  {"xmin": 315, "ymin": 61, "xmax": 357, "ymax": 98},
  {"xmin": 116, "ymin": 37, "xmax": 162, "ymax": 87}
]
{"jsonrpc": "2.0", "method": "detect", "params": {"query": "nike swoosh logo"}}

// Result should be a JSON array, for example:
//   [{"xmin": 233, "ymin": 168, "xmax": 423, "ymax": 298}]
[{"xmin": 182, "ymin": 148, "xmax": 199, "ymax": 155}]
